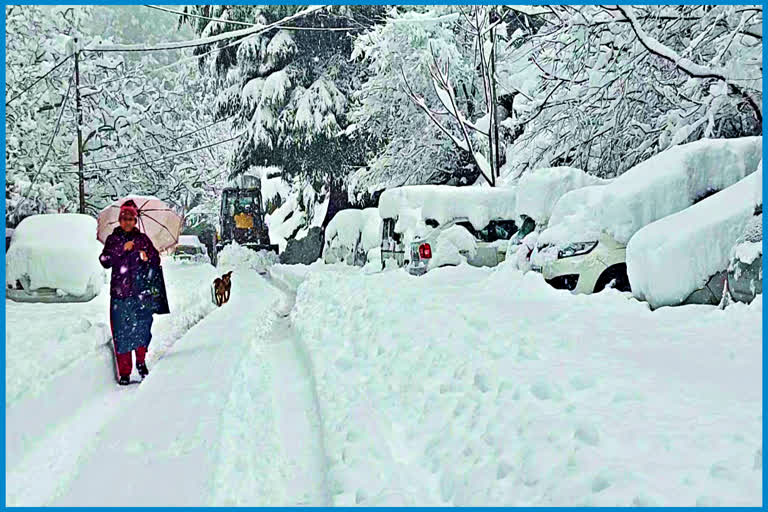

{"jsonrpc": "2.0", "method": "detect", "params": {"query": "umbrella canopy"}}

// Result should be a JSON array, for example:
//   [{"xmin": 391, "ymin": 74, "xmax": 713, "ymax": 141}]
[{"xmin": 97, "ymin": 195, "xmax": 183, "ymax": 252}]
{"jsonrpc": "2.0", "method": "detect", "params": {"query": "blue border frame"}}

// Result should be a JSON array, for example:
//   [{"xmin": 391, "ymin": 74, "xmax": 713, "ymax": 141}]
[{"xmin": 2, "ymin": 2, "xmax": 765, "ymax": 509}]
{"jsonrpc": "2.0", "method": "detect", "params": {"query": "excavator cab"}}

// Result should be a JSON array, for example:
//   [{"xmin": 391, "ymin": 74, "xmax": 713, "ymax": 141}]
[{"xmin": 213, "ymin": 187, "xmax": 278, "ymax": 265}]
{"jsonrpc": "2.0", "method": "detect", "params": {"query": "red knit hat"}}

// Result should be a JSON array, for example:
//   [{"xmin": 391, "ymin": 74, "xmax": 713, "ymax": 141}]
[{"xmin": 119, "ymin": 199, "xmax": 139, "ymax": 219}]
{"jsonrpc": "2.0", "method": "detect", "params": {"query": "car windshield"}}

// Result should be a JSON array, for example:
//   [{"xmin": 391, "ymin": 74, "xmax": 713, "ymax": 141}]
[
  {"xmin": 176, "ymin": 245, "xmax": 201, "ymax": 255},
  {"xmin": 475, "ymin": 220, "xmax": 518, "ymax": 243}
]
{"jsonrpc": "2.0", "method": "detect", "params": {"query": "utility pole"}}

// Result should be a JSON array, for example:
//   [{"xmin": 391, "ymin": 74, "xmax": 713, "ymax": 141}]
[
  {"xmin": 490, "ymin": 15, "xmax": 501, "ymax": 181},
  {"xmin": 73, "ymin": 37, "xmax": 85, "ymax": 214}
]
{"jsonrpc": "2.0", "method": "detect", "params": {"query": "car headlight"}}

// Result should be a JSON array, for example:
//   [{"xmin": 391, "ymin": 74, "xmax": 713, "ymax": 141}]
[{"xmin": 558, "ymin": 241, "xmax": 598, "ymax": 259}]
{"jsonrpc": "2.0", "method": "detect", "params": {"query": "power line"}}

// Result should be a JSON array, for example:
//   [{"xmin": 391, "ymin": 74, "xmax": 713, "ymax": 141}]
[
  {"xmin": 84, "ymin": 5, "xmax": 326, "ymax": 53},
  {"xmin": 6, "ymin": 54, "xmax": 73, "ymax": 106},
  {"xmin": 81, "ymin": 117, "xmax": 232, "ymax": 166},
  {"xmin": 91, "ymin": 133, "xmax": 243, "ymax": 172},
  {"xmin": 144, "ymin": 5, "xmax": 257, "ymax": 27},
  {"xmin": 144, "ymin": 5, "xmax": 359, "ymax": 32},
  {"xmin": 12, "ymin": 75, "xmax": 74, "ymax": 216}
]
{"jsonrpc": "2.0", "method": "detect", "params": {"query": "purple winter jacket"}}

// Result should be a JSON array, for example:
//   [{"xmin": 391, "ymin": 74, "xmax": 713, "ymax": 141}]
[{"xmin": 99, "ymin": 227, "xmax": 161, "ymax": 299}]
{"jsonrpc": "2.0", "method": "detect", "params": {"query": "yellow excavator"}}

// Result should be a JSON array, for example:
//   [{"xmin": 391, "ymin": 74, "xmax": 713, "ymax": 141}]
[{"xmin": 212, "ymin": 184, "xmax": 279, "ymax": 265}]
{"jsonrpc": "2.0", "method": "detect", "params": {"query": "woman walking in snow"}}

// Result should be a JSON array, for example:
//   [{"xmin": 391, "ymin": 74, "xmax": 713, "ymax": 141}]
[{"xmin": 98, "ymin": 200, "xmax": 164, "ymax": 385}]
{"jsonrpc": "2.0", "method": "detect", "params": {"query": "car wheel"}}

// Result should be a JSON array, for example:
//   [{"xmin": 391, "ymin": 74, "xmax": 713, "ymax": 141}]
[{"xmin": 594, "ymin": 263, "xmax": 631, "ymax": 293}]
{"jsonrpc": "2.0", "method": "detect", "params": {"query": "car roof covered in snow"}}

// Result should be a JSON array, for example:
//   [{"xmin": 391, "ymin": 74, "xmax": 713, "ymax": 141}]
[
  {"xmin": 177, "ymin": 235, "xmax": 203, "ymax": 247},
  {"xmin": 539, "ymin": 136, "xmax": 762, "ymax": 247},
  {"xmin": 378, "ymin": 185, "xmax": 517, "ymax": 230},
  {"xmin": 627, "ymin": 169, "xmax": 762, "ymax": 309}
]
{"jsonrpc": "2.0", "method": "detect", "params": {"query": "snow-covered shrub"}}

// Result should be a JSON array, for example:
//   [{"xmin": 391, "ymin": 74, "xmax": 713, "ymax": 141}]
[
  {"xmin": 509, "ymin": 231, "xmax": 539, "ymax": 273},
  {"xmin": 6, "ymin": 214, "xmax": 105, "ymax": 297},
  {"xmin": 627, "ymin": 171, "xmax": 761, "ymax": 308}
]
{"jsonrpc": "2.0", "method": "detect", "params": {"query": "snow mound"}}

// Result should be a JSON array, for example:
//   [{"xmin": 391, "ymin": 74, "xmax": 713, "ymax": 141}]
[
  {"xmin": 515, "ymin": 167, "xmax": 607, "ymax": 225},
  {"xmin": 539, "ymin": 137, "xmax": 762, "ymax": 247},
  {"xmin": 509, "ymin": 231, "xmax": 539, "ymax": 272},
  {"xmin": 6, "ymin": 214, "xmax": 105, "ymax": 297},
  {"xmin": 428, "ymin": 225, "xmax": 477, "ymax": 269},
  {"xmin": 627, "ymin": 171, "xmax": 761, "ymax": 308},
  {"xmin": 216, "ymin": 243, "xmax": 278, "ymax": 272},
  {"xmin": 323, "ymin": 208, "xmax": 381, "ymax": 265},
  {"xmin": 379, "ymin": 185, "xmax": 517, "ymax": 231}
]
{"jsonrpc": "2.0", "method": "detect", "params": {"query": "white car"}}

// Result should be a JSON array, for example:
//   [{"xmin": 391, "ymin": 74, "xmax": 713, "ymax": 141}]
[
  {"xmin": 532, "ymin": 233, "xmax": 629, "ymax": 293},
  {"xmin": 172, "ymin": 235, "xmax": 210, "ymax": 265},
  {"xmin": 405, "ymin": 218, "xmax": 518, "ymax": 276},
  {"xmin": 531, "ymin": 136, "xmax": 762, "ymax": 295}
]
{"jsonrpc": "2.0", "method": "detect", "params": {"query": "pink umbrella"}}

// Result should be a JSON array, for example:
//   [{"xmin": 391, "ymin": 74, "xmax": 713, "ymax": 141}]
[{"xmin": 97, "ymin": 195, "xmax": 184, "ymax": 252}]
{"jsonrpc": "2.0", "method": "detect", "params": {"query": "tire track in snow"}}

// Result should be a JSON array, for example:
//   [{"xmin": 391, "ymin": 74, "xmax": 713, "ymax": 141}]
[{"xmin": 211, "ymin": 277, "xmax": 330, "ymax": 505}]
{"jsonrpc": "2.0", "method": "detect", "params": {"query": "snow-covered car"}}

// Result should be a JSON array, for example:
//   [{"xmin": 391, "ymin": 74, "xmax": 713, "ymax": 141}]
[
  {"xmin": 628, "ymin": 169, "xmax": 762, "ymax": 308},
  {"xmin": 406, "ymin": 218, "xmax": 518, "ymax": 275},
  {"xmin": 508, "ymin": 166, "xmax": 609, "ymax": 270},
  {"xmin": 172, "ymin": 235, "xmax": 210, "ymax": 265},
  {"xmin": 6, "ymin": 227, "xmax": 14, "ymax": 253},
  {"xmin": 6, "ymin": 214, "xmax": 105, "ymax": 303},
  {"xmin": 377, "ymin": 185, "xmax": 518, "ymax": 275},
  {"xmin": 323, "ymin": 208, "xmax": 381, "ymax": 267},
  {"xmin": 531, "ymin": 136, "xmax": 762, "ymax": 294}
]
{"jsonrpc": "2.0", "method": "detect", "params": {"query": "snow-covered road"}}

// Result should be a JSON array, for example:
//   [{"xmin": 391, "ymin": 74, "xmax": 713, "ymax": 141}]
[
  {"xmin": 6, "ymin": 261, "xmax": 329, "ymax": 506},
  {"xmin": 6, "ymin": 259, "xmax": 762, "ymax": 506},
  {"xmin": 287, "ymin": 263, "xmax": 762, "ymax": 506}
]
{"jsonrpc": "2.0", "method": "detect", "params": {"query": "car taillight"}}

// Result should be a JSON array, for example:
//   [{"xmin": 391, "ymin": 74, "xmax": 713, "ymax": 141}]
[{"xmin": 419, "ymin": 243, "xmax": 432, "ymax": 259}]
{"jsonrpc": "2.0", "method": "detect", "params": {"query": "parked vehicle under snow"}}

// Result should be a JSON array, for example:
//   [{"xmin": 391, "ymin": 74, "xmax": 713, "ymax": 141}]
[
  {"xmin": 531, "ymin": 136, "xmax": 762, "ymax": 295},
  {"xmin": 6, "ymin": 214, "xmax": 106, "ymax": 303},
  {"xmin": 378, "ymin": 185, "xmax": 518, "ymax": 275},
  {"xmin": 322, "ymin": 208, "xmax": 381, "ymax": 267}
]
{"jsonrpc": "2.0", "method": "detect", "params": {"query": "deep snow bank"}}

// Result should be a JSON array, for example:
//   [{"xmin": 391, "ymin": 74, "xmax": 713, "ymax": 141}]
[
  {"xmin": 216, "ymin": 242, "xmax": 278, "ymax": 272},
  {"xmin": 291, "ymin": 264, "xmax": 761, "ymax": 506},
  {"xmin": 6, "ymin": 214, "xmax": 105, "ymax": 297},
  {"xmin": 627, "ymin": 171, "xmax": 762, "ymax": 308}
]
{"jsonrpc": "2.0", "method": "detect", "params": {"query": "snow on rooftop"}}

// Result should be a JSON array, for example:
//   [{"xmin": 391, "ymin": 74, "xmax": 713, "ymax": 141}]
[
  {"xmin": 627, "ymin": 171, "xmax": 761, "ymax": 309},
  {"xmin": 6, "ymin": 214, "xmax": 105, "ymax": 297},
  {"xmin": 378, "ymin": 185, "xmax": 517, "ymax": 231},
  {"xmin": 539, "ymin": 137, "xmax": 762, "ymax": 247}
]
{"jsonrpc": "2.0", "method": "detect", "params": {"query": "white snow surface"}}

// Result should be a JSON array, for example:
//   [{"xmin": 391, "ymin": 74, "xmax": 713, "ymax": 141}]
[
  {"xmin": 379, "ymin": 185, "xmax": 517, "ymax": 231},
  {"xmin": 7, "ymin": 260, "xmax": 329, "ymax": 506},
  {"xmin": 216, "ymin": 242, "xmax": 278, "ymax": 273},
  {"xmin": 6, "ymin": 214, "xmax": 105, "ymax": 297},
  {"xmin": 627, "ymin": 171, "xmax": 761, "ymax": 308},
  {"xmin": 515, "ymin": 167, "xmax": 608, "ymax": 224},
  {"xmin": 288, "ymin": 264, "xmax": 761, "ymax": 506},
  {"xmin": 539, "ymin": 137, "xmax": 762, "ymax": 247}
]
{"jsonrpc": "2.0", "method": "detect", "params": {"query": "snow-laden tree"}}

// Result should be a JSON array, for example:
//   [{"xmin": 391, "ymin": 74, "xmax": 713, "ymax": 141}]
[
  {"xmin": 499, "ymin": 5, "xmax": 762, "ymax": 180},
  {"xmin": 346, "ymin": 7, "xmax": 480, "ymax": 200},
  {"xmin": 5, "ymin": 5, "xmax": 91, "ymax": 223},
  {"xmin": 180, "ymin": 5, "xmax": 387, "ymax": 229},
  {"xmin": 6, "ymin": 5, "xmax": 232, "ymax": 225}
]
